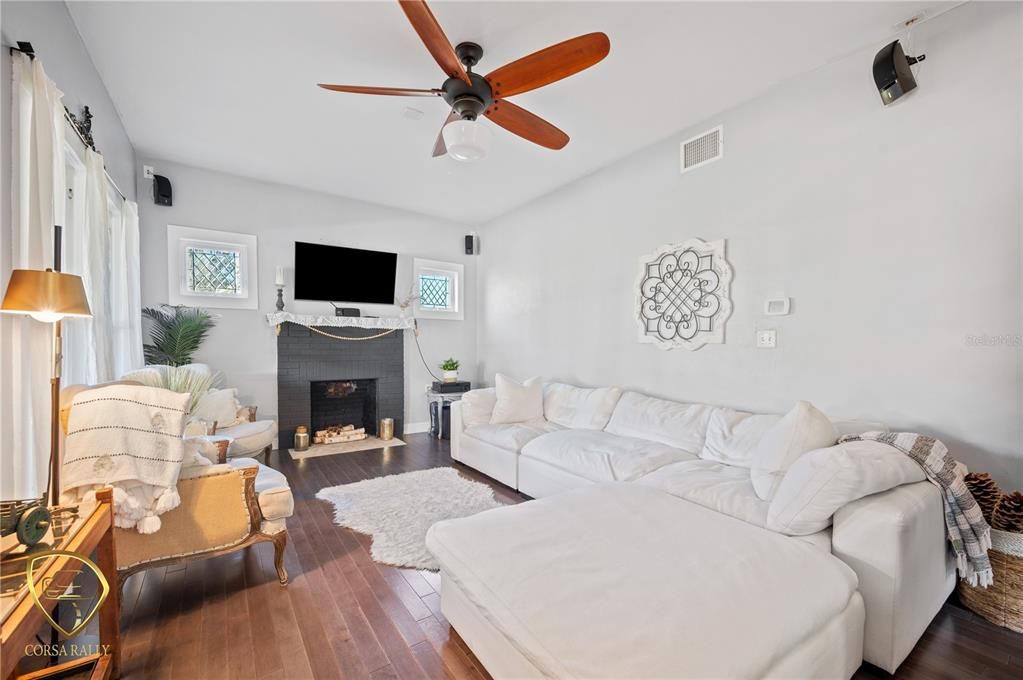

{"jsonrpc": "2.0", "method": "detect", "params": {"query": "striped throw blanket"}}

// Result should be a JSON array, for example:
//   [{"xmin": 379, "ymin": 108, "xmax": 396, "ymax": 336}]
[
  {"xmin": 840, "ymin": 432, "xmax": 993, "ymax": 587},
  {"xmin": 63, "ymin": 384, "xmax": 191, "ymax": 534}
]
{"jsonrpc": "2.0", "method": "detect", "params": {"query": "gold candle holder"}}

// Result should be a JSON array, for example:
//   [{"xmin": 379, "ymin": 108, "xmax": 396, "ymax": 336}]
[{"xmin": 379, "ymin": 418, "xmax": 394, "ymax": 441}]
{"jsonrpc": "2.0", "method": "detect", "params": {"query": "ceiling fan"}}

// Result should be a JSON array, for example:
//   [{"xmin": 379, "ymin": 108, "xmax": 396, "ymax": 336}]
[{"xmin": 318, "ymin": 0, "xmax": 610, "ymax": 161}]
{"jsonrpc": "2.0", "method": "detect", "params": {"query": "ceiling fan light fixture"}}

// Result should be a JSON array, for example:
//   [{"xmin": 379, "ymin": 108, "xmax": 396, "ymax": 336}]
[{"xmin": 442, "ymin": 119, "xmax": 491, "ymax": 161}]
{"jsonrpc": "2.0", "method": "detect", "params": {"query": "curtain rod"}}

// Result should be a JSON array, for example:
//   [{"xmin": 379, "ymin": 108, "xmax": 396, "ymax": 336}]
[
  {"xmin": 7, "ymin": 41, "xmax": 129, "ymax": 203},
  {"xmin": 63, "ymin": 107, "xmax": 128, "ymax": 203}
]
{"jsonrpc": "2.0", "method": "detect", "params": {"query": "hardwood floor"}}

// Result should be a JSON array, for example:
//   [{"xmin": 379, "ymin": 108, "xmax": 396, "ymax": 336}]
[{"xmin": 113, "ymin": 434, "xmax": 1021, "ymax": 680}]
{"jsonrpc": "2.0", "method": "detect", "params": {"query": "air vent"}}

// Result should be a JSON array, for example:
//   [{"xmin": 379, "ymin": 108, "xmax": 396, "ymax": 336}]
[{"xmin": 680, "ymin": 125, "xmax": 723, "ymax": 174}]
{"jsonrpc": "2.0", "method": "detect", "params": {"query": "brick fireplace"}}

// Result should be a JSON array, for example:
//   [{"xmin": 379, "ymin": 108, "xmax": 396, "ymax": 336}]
[{"xmin": 276, "ymin": 322, "xmax": 404, "ymax": 449}]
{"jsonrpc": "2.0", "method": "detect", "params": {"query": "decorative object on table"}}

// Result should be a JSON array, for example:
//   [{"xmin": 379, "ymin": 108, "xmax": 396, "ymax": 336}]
[
  {"xmin": 440, "ymin": 357, "xmax": 460, "ymax": 383},
  {"xmin": 379, "ymin": 418, "xmax": 395, "ymax": 441},
  {"xmin": 636, "ymin": 238, "xmax": 733, "ymax": 351},
  {"xmin": 275, "ymin": 265, "xmax": 286, "ymax": 311},
  {"xmin": 316, "ymin": 468, "xmax": 504, "ymax": 570},
  {"xmin": 1, "ymin": 228, "xmax": 93, "ymax": 505},
  {"xmin": 966, "ymin": 472, "xmax": 1002, "ymax": 524},
  {"xmin": 293, "ymin": 425, "xmax": 310, "ymax": 452},
  {"xmin": 992, "ymin": 491, "xmax": 1023, "ymax": 532},
  {"xmin": 0, "ymin": 498, "xmax": 50, "ymax": 547},
  {"xmin": 142, "ymin": 304, "xmax": 216, "ymax": 366},
  {"xmin": 957, "ymin": 475, "xmax": 1023, "ymax": 633}
]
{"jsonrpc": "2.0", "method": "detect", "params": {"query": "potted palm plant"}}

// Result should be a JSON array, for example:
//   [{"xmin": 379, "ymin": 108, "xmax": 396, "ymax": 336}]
[
  {"xmin": 439, "ymin": 358, "xmax": 460, "ymax": 383},
  {"xmin": 142, "ymin": 305, "xmax": 216, "ymax": 366}
]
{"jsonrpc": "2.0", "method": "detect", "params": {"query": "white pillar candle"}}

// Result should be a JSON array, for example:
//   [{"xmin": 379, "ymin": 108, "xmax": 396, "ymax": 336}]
[{"xmin": 275, "ymin": 265, "xmax": 285, "ymax": 287}]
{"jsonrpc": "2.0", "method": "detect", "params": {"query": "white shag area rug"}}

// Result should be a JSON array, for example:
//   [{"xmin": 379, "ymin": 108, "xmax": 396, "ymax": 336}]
[{"xmin": 316, "ymin": 467, "xmax": 504, "ymax": 570}]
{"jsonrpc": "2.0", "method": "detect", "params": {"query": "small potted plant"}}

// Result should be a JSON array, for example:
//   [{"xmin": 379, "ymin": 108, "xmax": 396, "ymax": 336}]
[{"xmin": 439, "ymin": 358, "xmax": 460, "ymax": 383}]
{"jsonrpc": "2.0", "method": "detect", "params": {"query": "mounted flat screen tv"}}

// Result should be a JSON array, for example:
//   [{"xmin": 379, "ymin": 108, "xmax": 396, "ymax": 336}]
[{"xmin": 294, "ymin": 242, "xmax": 397, "ymax": 304}]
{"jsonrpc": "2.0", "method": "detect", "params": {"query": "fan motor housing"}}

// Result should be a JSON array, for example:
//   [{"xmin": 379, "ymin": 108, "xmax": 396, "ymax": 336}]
[{"xmin": 442, "ymin": 72, "xmax": 493, "ymax": 120}]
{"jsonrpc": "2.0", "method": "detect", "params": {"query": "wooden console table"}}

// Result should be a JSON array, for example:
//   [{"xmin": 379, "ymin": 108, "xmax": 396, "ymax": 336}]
[{"xmin": 1, "ymin": 489, "xmax": 120, "ymax": 680}]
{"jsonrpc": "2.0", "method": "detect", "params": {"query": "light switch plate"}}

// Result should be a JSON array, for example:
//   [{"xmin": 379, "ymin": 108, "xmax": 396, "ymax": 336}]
[
  {"xmin": 756, "ymin": 329, "xmax": 777, "ymax": 348},
  {"xmin": 142, "ymin": 165, "xmax": 155, "ymax": 179}
]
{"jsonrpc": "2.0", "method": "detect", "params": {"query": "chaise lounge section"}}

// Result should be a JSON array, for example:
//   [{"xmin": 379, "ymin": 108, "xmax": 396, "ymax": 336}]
[{"xmin": 446, "ymin": 381, "xmax": 955, "ymax": 674}]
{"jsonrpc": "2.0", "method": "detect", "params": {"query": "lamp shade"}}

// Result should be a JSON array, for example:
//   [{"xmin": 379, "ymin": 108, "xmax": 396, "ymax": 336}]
[
  {"xmin": 442, "ymin": 119, "xmax": 492, "ymax": 162},
  {"xmin": 1, "ymin": 269, "xmax": 92, "ymax": 322}
]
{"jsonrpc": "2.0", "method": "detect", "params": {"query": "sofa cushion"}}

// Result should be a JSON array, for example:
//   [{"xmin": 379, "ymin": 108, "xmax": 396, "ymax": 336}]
[
  {"xmin": 464, "ymin": 420, "xmax": 561, "ymax": 452},
  {"xmin": 542, "ymin": 383, "xmax": 623, "ymax": 430},
  {"xmin": 701, "ymin": 408, "xmax": 782, "ymax": 468},
  {"xmin": 461, "ymin": 388, "xmax": 497, "ymax": 427},
  {"xmin": 228, "ymin": 458, "xmax": 294, "ymax": 521},
  {"xmin": 750, "ymin": 401, "xmax": 839, "ymax": 501},
  {"xmin": 194, "ymin": 387, "xmax": 244, "ymax": 428},
  {"xmin": 767, "ymin": 440, "xmax": 925, "ymax": 535},
  {"xmin": 639, "ymin": 459, "xmax": 770, "ymax": 527},
  {"xmin": 491, "ymin": 374, "xmax": 544, "ymax": 424},
  {"xmin": 521, "ymin": 430, "xmax": 696, "ymax": 483},
  {"xmin": 219, "ymin": 419, "xmax": 277, "ymax": 457},
  {"xmin": 604, "ymin": 392, "xmax": 714, "ymax": 453}
]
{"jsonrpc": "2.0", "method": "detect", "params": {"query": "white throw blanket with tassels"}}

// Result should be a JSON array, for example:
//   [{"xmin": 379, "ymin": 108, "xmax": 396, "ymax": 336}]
[{"xmin": 62, "ymin": 384, "xmax": 204, "ymax": 534}]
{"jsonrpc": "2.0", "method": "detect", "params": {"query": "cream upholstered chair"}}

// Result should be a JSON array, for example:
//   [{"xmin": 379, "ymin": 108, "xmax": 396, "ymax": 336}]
[
  {"xmin": 60, "ymin": 382, "xmax": 292, "ymax": 586},
  {"xmin": 122, "ymin": 363, "xmax": 278, "ymax": 462}
]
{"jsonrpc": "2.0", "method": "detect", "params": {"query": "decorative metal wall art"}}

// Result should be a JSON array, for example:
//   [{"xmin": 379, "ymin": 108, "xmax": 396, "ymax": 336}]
[{"xmin": 636, "ymin": 238, "xmax": 733, "ymax": 350}]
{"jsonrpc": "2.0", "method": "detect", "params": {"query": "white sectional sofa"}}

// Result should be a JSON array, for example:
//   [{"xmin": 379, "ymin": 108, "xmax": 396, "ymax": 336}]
[{"xmin": 444, "ymin": 382, "xmax": 956, "ymax": 677}]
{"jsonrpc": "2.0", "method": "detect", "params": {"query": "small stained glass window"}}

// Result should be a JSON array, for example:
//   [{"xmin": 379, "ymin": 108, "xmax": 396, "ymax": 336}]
[
  {"xmin": 186, "ymin": 246, "xmax": 241, "ymax": 295},
  {"xmin": 419, "ymin": 273, "xmax": 452, "ymax": 310}
]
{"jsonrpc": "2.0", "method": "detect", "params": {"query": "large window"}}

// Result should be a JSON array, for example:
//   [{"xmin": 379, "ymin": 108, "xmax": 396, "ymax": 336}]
[
  {"xmin": 413, "ymin": 258, "xmax": 464, "ymax": 320},
  {"xmin": 167, "ymin": 225, "xmax": 258, "ymax": 309}
]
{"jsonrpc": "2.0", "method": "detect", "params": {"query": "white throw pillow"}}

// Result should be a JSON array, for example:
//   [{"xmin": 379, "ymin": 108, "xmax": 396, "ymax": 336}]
[
  {"xmin": 750, "ymin": 401, "xmax": 838, "ymax": 501},
  {"xmin": 193, "ymin": 387, "xmax": 242, "ymax": 428},
  {"xmin": 701, "ymin": 408, "xmax": 782, "ymax": 468},
  {"xmin": 460, "ymin": 388, "xmax": 497, "ymax": 427},
  {"xmin": 490, "ymin": 374, "xmax": 543, "ymax": 424},
  {"xmin": 767, "ymin": 440, "xmax": 926, "ymax": 535},
  {"xmin": 604, "ymin": 392, "xmax": 715, "ymax": 453},
  {"xmin": 543, "ymin": 383, "xmax": 623, "ymax": 430}
]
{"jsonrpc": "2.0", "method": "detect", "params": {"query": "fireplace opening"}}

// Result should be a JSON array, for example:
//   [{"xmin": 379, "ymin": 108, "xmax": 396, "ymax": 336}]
[{"xmin": 310, "ymin": 379, "xmax": 378, "ymax": 442}]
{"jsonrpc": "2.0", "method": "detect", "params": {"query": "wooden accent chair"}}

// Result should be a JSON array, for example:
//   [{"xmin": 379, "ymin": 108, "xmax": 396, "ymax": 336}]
[{"xmin": 59, "ymin": 383, "xmax": 292, "ymax": 587}]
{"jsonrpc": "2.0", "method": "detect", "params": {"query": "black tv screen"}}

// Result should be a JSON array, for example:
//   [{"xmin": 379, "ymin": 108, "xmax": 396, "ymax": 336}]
[{"xmin": 294, "ymin": 242, "xmax": 397, "ymax": 304}]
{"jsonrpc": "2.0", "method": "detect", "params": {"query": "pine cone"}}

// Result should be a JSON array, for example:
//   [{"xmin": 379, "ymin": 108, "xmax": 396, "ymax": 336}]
[
  {"xmin": 992, "ymin": 491, "xmax": 1023, "ymax": 533},
  {"xmin": 965, "ymin": 472, "xmax": 1001, "ymax": 524}
]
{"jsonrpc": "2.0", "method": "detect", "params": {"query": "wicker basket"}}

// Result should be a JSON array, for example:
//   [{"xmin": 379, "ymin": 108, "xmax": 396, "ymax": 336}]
[{"xmin": 957, "ymin": 528, "xmax": 1023, "ymax": 633}]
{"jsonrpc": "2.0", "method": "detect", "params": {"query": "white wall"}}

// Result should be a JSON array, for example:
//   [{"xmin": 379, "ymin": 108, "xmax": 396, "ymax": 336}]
[
  {"xmin": 136, "ymin": 159, "xmax": 478, "ymax": 432},
  {"xmin": 477, "ymin": 2, "xmax": 1023, "ymax": 488}
]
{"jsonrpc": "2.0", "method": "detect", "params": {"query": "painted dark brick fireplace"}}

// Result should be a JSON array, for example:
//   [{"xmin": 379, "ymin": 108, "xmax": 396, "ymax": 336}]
[{"xmin": 277, "ymin": 322, "xmax": 404, "ymax": 449}]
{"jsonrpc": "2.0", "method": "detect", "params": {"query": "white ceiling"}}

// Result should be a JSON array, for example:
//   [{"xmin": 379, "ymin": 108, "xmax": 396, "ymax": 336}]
[{"xmin": 68, "ymin": 1, "xmax": 947, "ymax": 223}]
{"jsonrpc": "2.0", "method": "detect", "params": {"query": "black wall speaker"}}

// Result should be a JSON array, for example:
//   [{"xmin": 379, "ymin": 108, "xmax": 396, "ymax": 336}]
[
  {"xmin": 153, "ymin": 174, "xmax": 173, "ymax": 206},
  {"xmin": 464, "ymin": 233, "xmax": 478, "ymax": 255},
  {"xmin": 873, "ymin": 40, "xmax": 925, "ymax": 106}
]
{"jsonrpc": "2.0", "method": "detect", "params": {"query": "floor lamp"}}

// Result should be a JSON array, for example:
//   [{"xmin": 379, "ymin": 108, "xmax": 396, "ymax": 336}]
[{"xmin": 1, "ymin": 242, "xmax": 91, "ymax": 506}]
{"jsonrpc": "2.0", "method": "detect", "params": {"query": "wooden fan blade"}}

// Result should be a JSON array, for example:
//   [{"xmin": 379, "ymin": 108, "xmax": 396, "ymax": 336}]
[
  {"xmin": 485, "ymin": 100, "xmax": 569, "ymax": 150},
  {"xmin": 432, "ymin": 110, "xmax": 459, "ymax": 157},
  {"xmin": 485, "ymin": 32, "xmax": 610, "ymax": 98},
  {"xmin": 318, "ymin": 84, "xmax": 443, "ymax": 97},
  {"xmin": 398, "ymin": 0, "xmax": 473, "ymax": 86}
]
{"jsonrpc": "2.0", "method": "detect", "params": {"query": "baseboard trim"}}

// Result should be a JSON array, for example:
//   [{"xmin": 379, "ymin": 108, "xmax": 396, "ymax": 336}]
[{"xmin": 405, "ymin": 421, "xmax": 430, "ymax": 434}]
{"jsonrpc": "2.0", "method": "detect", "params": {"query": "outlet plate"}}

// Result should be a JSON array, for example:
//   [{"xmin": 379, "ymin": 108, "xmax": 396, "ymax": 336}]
[
  {"xmin": 142, "ymin": 165, "xmax": 155, "ymax": 179},
  {"xmin": 756, "ymin": 329, "xmax": 777, "ymax": 349}
]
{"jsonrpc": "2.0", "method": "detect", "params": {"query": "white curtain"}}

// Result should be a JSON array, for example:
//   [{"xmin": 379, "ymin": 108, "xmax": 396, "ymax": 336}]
[
  {"xmin": 64, "ymin": 151, "xmax": 143, "ymax": 385},
  {"xmin": 0, "ymin": 54, "xmax": 66, "ymax": 499}
]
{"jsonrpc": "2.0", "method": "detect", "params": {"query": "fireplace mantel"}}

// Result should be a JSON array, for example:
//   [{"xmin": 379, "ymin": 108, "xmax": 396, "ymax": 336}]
[{"xmin": 266, "ymin": 312, "xmax": 416, "ymax": 331}]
